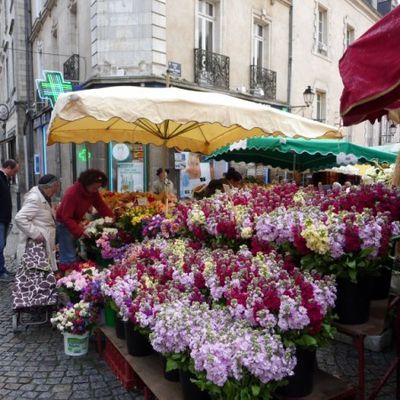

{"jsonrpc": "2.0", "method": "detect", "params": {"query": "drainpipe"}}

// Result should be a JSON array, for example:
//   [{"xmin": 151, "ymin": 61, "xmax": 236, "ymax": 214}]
[
  {"xmin": 287, "ymin": 2, "xmax": 293, "ymax": 111},
  {"xmin": 24, "ymin": 0, "xmax": 35, "ymax": 189}
]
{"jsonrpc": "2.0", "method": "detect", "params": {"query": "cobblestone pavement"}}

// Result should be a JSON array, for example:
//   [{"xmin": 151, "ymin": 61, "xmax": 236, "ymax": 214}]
[
  {"xmin": 1, "ymin": 228, "xmax": 397, "ymax": 399},
  {"xmin": 318, "ymin": 339, "xmax": 396, "ymax": 399},
  {"xmin": 1, "ymin": 224, "xmax": 143, "ymax": 400}
]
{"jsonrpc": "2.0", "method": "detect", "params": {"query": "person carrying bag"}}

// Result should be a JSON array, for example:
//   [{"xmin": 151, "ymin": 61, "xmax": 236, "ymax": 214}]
[{"xmin": 12, "ymin": 175, "xmax": 61, "ymax": 310}]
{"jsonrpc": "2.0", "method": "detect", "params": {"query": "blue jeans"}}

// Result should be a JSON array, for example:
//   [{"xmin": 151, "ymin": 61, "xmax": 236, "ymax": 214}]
[
  {"xmin": 57, "ymin": 223, "xmax": 78, "ymax": 264},
  {"xmin": 0, "ymin": 222, "xmax": 9, "ymax": 275}
]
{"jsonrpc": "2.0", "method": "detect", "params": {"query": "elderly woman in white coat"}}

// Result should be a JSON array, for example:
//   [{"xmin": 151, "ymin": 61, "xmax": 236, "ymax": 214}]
[{"xmin": 15, "ymin": 174, "xmax": 61, "ymax": 272}]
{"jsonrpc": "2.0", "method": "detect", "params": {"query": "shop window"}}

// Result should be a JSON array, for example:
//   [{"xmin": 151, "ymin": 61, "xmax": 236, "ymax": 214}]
[{"xmin": 110, "ymin": 143, "xmax": 145, "ymax": 192}]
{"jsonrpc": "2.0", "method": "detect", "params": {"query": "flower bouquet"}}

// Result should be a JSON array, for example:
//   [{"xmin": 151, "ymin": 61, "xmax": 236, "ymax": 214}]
[
  {"xmin": 82, "ymin": 217, "xmax": 117, "ymax": 265},
  {"xmin": 57, "ymin": 264, "xmax": 102, "ymax": 304},
  {"xmin": 51, "ymin": 300, "xmax": 98, "ymax": 356}
]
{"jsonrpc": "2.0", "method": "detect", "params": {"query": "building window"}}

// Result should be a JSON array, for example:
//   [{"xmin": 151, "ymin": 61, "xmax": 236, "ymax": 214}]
[
  {"xmin": 315, "ymin": 91, "xmax": 326, "ymax": 123},
  {"xmin": 35, "ymin": 0, "xmax": 43, "ymax": 18},
  {"xmin": 198, "ymin": 0, "xmax": 215, "ymax": 52},
  {"xmin": 346, "ymin": 24, "xmax": 355, "ymax": 48},
  {"xmin": 365, "ymin": 124, "xmax": 374, "ymax": 147},
  {"xmin": 317, "ymin": 6, "xmax": 328, "ymax": 55},
  {"xmin": 253, "ymin": 22, "xmax": 266, "ymax": 67}
]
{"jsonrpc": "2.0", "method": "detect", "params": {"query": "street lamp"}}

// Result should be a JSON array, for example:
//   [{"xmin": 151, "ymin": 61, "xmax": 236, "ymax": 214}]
[
  {"xmin": 381, "ymin": 121, "xmax": 397, "ymax": 144},
  {"xmin": 290, "ymin": 86, "xmax": 315, "ymax": 109},
  {"xmin": 389, "ymin": 122, "xmax": 397, "ymax": 136}
]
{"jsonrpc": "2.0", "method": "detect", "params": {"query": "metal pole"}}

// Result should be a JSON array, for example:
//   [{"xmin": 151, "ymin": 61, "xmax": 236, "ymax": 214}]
[{"xmin": 292, "ymin": 152, "xmax": 296, "ymax": 180}]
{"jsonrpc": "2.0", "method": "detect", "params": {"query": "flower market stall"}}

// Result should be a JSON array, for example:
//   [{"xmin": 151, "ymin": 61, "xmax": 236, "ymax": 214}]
[
  {"xmin": 208, "ymin": 137, "xmax": 396, "ymax": 171},
  {"xmin": 49, "ymin": 181, "xmax": 400, "ymax": 400},
  {"xmin": 46, "ymin": 86, "xmax": 400, "ymax": 399},
  {"xmin": 47, "ymin": 86, "xmax": 342, "ymax": 153}
]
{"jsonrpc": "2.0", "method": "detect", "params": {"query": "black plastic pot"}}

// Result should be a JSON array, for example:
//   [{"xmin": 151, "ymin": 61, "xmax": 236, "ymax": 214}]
[
  {"xmin": 125, "ymin": 321, "xmax": 153, "ymax": 357},
  {"xmin": 370, "ymin": 266, "xmax": 392, "ymax": 300},
  {"xmin": 115, "ymin": 315, "xmax": 126, "ymax": 340},
  {"xmin": 335, "ymin": 277, "xmax": 371, "ymax": 324},
  {"xmin": 180, "ymin": 370, "xmax": 211, "ymax": 400},
  {"xmin": 277, "ymin": 348, "xmax": 316, "ymax": 398},
  {"xmin": 160, "ymin": 355, "xmax": 180, "ymax": 382}
]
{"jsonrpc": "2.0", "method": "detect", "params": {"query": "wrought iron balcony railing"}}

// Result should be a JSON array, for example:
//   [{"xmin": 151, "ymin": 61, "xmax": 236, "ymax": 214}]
[
  {"xmin": 249, "ymin": 65, "xmax": 277, "ymax": 100},
  {"xmin": 194, "ymin": 48, "xmax": 230, "ymax": 90},
  {"xmin": 63, "ymin": 54, "xmax": 80, "ymax": 83}
]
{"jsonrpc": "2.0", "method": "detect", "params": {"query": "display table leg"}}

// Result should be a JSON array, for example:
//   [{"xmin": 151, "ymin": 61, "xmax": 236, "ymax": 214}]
[
  {"xmin": 354, "ymin": 334, "xmax": 366, "ymax": 400},
  {"xmin": 396, "ymin": 300, "xmax": 400, "ymax": 400}
]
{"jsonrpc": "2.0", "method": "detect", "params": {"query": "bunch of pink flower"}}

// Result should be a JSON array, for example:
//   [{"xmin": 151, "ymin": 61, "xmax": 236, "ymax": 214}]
[
  {"xmin": 150, "ymin": 298, "xmax": 296, "ymax": 387},
  {"xmin": 57, "ymin": 265, "xmax": 102, "ymax": 293},
  {"xmin": 199, "ymin": 246, "xmax": 336, "ymax": 338},
  {"xmin": 302, "ymin": 184, "xmax": 400, "ymax": 222},
  {"xmin": 57, "ymin": 260, "xmax": 97, "ymax": 276},
  {"xmin": 51, "ymin": 300, "xmax": 98, "ymax": 335},
  {"xmin": 96, "ymin": 231, "xmax": 129, "ymax": 260},
  {"xmin": 255, "ymin": 206, "xmax": 400, "ymax": 260}
]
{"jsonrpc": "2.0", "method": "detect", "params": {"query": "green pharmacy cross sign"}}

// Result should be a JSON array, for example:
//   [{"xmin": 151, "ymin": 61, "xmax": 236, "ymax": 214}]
[
  {"xmin": 36, "ymin": 71, "xmax": 73, "ymax": 108},
  {"xmin": 78, "ymin": 148, "xmax": 92, "ymax": 162}
]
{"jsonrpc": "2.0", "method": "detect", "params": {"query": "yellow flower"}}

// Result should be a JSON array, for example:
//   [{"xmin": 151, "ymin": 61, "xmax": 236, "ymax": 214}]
[{"xmin": 301, "ymin": 219, "xmax": 330, "ymax": 255}]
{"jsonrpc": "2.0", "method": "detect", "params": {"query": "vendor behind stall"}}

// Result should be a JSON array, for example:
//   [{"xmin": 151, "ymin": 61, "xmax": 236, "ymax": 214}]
[
  {"xmin": 56, "ymin": 169, "xmax": 113, "ymax": 264},
  {"xmin": 151, "ymin": 168, "xmax": 175, "ymax": 195}
]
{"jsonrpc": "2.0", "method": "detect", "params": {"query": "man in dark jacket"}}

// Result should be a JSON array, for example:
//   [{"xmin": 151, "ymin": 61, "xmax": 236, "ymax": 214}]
[{"xmin": 0, "ymin": 159, "xmax": 19, "ymax": 281}]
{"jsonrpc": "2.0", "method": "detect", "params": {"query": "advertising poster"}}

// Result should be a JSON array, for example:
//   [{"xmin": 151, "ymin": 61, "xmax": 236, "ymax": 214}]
[
  {"xmin": 179, "ymin": 152, "xmax": 211, "ymax": 198},
  {"xmin": 117, "ymin": 161, "xmax": 144, "ymax": 192}
]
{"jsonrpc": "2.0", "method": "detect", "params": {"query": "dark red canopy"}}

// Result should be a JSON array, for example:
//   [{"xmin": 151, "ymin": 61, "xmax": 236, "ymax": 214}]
[{"xmin": 339, "ymin": 6, "xmax": 400, "ymax": 126}]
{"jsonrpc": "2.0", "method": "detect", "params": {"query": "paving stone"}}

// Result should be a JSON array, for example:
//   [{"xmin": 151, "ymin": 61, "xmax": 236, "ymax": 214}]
[
  {"xmin": 20, "ymin": 392, "xmax": 39, "ymax": 399},
  {"xmin": 49, "ymin": 371, "xmax": 65, "ymax": 378},
  {"xmin": 52, "ymin": 393, "xmax": 71, "ymax": 400},
  {"xmin": 4, "ymin": 383, "xmax": 22, "ymax": 390},
  {"xmin": 72, "ymin": 382, "xmax": 90, "ymax": 391},
  {"xmin": 45, "ymin": 377, "xmax": 62, "ymax": 385},
  {"xmin": 72, "ymin": 375, "xmax": 89, "ymax": 383},
  {"xmin": 70, "ymin": 391, "xmax": 92, "ymax": 399},
  {"xmin": 52, "ymin": 384, "xmax": 72, "ymax": 393},
  {"xmin": 60, "ymin": 377, "xmax": 74, "ymax": 384},
  {"xmin": 18, "ymin": 377, "xmax": 33, "ymax": 384},
  {"xmin": 19, "ymin": 383, "xmax": 37, "ymax": 391},
  {"xmin": 34, "ymin": 384, "xmax": 53, "ymax": 392}
]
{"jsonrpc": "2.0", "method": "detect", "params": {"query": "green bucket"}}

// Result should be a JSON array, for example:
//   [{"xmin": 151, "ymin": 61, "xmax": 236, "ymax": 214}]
[{"xmin": 104, "ymin": 303, "xmax": 116, "ymax": 327}]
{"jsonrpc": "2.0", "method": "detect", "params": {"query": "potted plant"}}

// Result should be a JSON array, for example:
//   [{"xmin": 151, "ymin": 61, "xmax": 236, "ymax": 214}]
[{"xmin": 51, "ymin": 301, "xmax": 98, "ymax": 356}]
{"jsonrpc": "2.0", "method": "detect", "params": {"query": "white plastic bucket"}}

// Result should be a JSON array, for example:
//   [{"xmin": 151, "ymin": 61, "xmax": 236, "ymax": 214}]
[{"xmin": 63, "ymin": 332, "xmax": 89, "ymax": 356}]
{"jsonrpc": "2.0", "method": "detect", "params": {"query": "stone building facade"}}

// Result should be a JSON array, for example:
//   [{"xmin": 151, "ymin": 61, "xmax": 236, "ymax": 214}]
[
  {"xmin": 0, "ymin": 0, "xmax": 396, "ymax": 197},
  {"xmin": 0, "ymin": 0, "xmax": 31, "ymax": 206}
]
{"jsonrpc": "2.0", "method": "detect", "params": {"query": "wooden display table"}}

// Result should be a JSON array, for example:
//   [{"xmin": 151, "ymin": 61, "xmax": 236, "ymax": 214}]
[
  {"xmin": 98, "ymin": 326, "xmax": 356, "ymax": 400},
  {"xmin": 97, "ymin": 326, "xmax": 183, "ymax": 400},
  {"xmin": 276, "ymin": 370, "xmax": 356, "ymax": 400},
  {"xmin": 333, "ymin": 296, "xmax": 400, "ymax": 400}
]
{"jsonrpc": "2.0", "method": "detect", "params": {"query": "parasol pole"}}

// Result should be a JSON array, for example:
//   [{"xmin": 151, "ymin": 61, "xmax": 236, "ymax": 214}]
[
  {"xmin": 292, "ymin": 152, "xmax": 297, "ymax": 181},
  {"xmin": 391, "ymin": 151, "xmax": 400, "ymax": 258}
]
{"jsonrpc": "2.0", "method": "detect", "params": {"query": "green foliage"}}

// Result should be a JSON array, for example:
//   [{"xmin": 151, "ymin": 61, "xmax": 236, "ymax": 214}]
[
  {"xmin": 300, "ymin": 249, "xmax": 381, "ymax": 283},
  {"xmin": 192, "ymin": 369, "xmax": 283, "ymax": 400},
  {"xmin": 282, "ymin": 313, "xmax": 336, "ymax": 350}
]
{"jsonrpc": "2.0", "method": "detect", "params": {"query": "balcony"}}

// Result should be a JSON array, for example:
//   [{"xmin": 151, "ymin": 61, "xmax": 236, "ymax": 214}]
[
  {"xmin": 194, "ymin": 48, "xmax": 230, "ymax": 90},
  {"xmin": 63, "ymin": 54, "xmax": 80, "ymax": 83},
  {"xmin": 249, "ymin": 65, "xmax": 277, "ymax": 100}
]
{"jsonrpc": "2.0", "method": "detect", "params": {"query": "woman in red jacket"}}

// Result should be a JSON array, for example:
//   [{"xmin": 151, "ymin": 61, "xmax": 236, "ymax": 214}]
[{"xmin": 56, "ymin": 169, "xmax": 113, "ymax": 264}]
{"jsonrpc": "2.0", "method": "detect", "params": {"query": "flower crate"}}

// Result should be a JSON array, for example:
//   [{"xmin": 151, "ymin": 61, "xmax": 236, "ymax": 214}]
[{"xmin": 96, "ymin": 329, "xmax": 141, "ymax": 391}]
